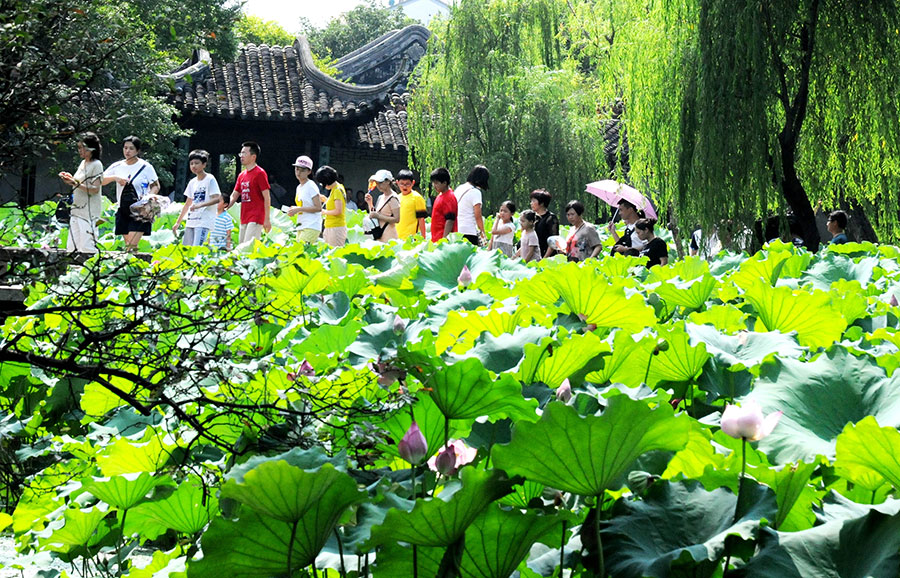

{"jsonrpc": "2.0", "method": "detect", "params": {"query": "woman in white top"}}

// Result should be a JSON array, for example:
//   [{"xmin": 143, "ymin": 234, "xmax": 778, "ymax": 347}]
[
  {"xmin": 453, "ymin": 165, "xmax": 490, "ymax": 245},
  {"xmin": 58, "ymin": 132, "xmax": 104, "ymax": 253},
  {"xmin": 489, "ymin": 200, "xmax": 517, "ymax": 257},
  {"xmin": 102, "ymin": 135, "xmax": 160, "ymax": 250},
  {"xmin": 286, "ymin": 155, "xmax": 322, "ymax": 244},
  {"xmin": 365, "ymin": 170, "xmax": 401, "ymax": 242}
]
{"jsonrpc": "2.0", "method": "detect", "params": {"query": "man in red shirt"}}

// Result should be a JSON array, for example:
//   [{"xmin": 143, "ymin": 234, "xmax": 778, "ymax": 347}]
[
  {"xmin": 429, "ymin": 167, "xmax": 456, "ymax": 242},
  {"xmin": 227, "ymin": 141, "xmax": 271, "ymax": 244}
]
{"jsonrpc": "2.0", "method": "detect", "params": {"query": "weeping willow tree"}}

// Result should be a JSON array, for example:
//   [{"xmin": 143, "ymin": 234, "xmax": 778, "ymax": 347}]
[
  {"xmin": 407, "ymin": 0, "xmax": 615, "ymax": 217},
  {"xmin": 612, "ymin": 0, "xmax": 900, "ymax": 249}
]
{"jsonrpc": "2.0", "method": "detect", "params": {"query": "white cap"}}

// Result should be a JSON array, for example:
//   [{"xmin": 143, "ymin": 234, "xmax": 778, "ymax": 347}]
[
  {"xmin": 292, "ymin": 155, "xmax": 313, "ymax": 169},
  {"xmin": 369, "ymin": 169, "xmax": 393, "ymax": 183}
]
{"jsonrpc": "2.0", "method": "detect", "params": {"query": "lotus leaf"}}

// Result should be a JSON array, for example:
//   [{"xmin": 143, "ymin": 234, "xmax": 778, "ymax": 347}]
[{"xmin": 493, "ymin": 397, "xmax": 691, "ymax": 496}]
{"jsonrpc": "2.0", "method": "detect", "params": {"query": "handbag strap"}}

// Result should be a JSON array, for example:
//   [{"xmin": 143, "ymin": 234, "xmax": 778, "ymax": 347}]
[{"xmin": 127, "ymin": 163, "xmax": 147, "ymax": 187}]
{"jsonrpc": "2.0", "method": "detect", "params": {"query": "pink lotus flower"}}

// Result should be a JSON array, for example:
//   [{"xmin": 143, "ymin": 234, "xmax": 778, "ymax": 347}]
[
  {"xmin": 427, "ymin": 439, "xmax": 477, "ymax": 476},
  {"xmin": 720, "ymin": 400, "xmax": 781, "ymax": 441},
  {"xmin": 392, "ymin": 316, "xmax": 407, "ymax": 333},
  {"xmin": 398, "ymin": 422, "xmax": 428, "ymax": 465},
  {"xmin": 556, "ymin": 378, "xmax": 572, "ymax": 403},
  {"xmin": 458, "ymin": 265, "xmax": 473, "ymax": 287},
  {"xmin": 298, "ymin": 360, "xmax": 315, "ymax": 376},
  {"xmin": 891, "ymin": 294, "xmax": 898, "ymax": 307}
]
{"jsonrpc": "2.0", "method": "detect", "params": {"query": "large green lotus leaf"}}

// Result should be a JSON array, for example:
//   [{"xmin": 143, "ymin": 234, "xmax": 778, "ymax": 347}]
[
  {"xmin": 646, "ymin": 255, "xmax": 711, "ymax": 283},
  {"xmin": 586, "ymin": 330, "xmax": 655, "ymax": 386},
  {"xmin": 828, "ymin": 279, "xmax": 870, "ymax": 325},
  {"xmin": 595, "ymin": 254, "xmax": 648, "ymax": 279},
  {"xmin": 493, "ymin": 398, "xmax": 691, "ymax": 496},
  {"xmin": 456, "ymin": 325, "xmax": 553, "ymax": 374},
  {"xmin": 125, "ymin": 478, "xmax": 219, "ymax": 538},
  {"xmin": 81, "ymin": 381, "xmax": 130, "ymax": 417},
  {"xmin": 188, "ymin": 500, "xmax": 358, "ymax": 578},
  {"xmin": 370, "ymin": 541, "xmax": 443, "ymax": 577},
  {"xmin": 0, "ymin": 512, "xmax": 11, "ymax": 533},
  {"xmin": 96, "ymin": 433, "xmax": 177, "ymax": 476},
  {"xmin": 518, "ymin": 330, "xmax": 610, "ymax": 388},
  {"xmin": 728, "ymin": 249, "xmax": 793, "ymax": 289},
  {"xmin": 685, "ymin": 323, "xmax": 803, "ymax": 370},
  {"xmin": 743, "ymin": 507, "xmax": 900, "ymax": 577},
  {"xmin": 231, "ymin": 322, "xmax": 282, "ymax": 358},
  {"xmin": 266, "ymin": 260, "xmax": 332, "ymax": 312},
  {"xmin": 221, "ymin": 460, "xmax": 361, "ymax": 524},
  {"xmin": 289, "ymin": 320, "xmax": 363, "ymax": 362},
  {"xmin": 84, "ymin": 472, "xmax": 169, "ymax": 510},
  {"xmin": 326, "ymin": 259, "xmax": 370, "ymax": 298},
  {"xmin": 651, "ymin": 273, "xmax": 718, "ymax": 311},
  {"xmin": 424, "ymin": 357, "xmax": 538, "ymax": 421},
  {"xmin": 603, "ymin": 480, "xmax": 777, "ymax": 578},
  {"xmin": 513, "ymin": 274, "xmax": 562, "ymax": 307},
  {"xmin": 458, "ymin": 506, "xmax": 560, "ymax": 578},
  {"xmin": 749, "ymin": 461, "xmax": 819, "ymax": 532},
  {"xmin": 749, "ymin": 348, "xmax": 900, "ymax": 463},
  {"xmin": 38, "ymin": 506, "xmax": 109, "ymax": 553},
  {"xmin": 497, "ymin": 480, "xmax": 545, "ymax": 508},
  {"xmin": 799, "ymin": 253, "xmax": 878, "ymax": 291},
  {"xmin": 368, "ymin": 468, "xmax": 514, "ymax": 548},
  {"xmin": 412, "ymin": 243, "xmax": 530, "ymax": 297},
  {"xmin": 543, "ymin": 262, "xmax": 657, "ymax": 332},
  {"xmin": 687, "ymin": 304, "xmax": 749, "ymax": 333},
  {"xmin": 743, "ymin": 279, "xmax": 846, "ymax": 348},
  {"xmin": 379, "ymin": 394, "xmax": 468, "ymax": 461},
  {"xmin": 835, "ymin": 416, "xmax": 900, "ymax": 491},
  {"xmin": 647, "ymin": 324, "xmax": 710, "ymax": 385},
  {"xmin": 436, "ymin": 307, "xmax": 550, "ymax": 355}
]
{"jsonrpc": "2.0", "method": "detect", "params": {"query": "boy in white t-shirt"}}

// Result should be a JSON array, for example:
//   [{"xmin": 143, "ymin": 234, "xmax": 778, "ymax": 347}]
[
  {"xmin": 173, "ymin": 149, "xmax": 222, "ymax": 246},
  {"xmin": 286, "ymin": 155, "xmax": 322, "ymax": 243}
]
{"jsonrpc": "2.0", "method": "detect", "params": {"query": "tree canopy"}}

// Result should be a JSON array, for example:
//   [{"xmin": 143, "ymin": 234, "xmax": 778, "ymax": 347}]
[
  {"xmin": 299, "ymin": 0, "xmax": 417, "ymax": 59},
  {"xmin": 234, "ymin": 15, "xmax": 296, "ymax": 47},
  {"xmin": 409, "ymin": 0, "xmax": 900, "ymax": 246},
  {"xmin": 0, "ymin": 0, "xmax": 240, "ymax": 182},
  {"xmin": 408, "ymin": 0, "xmax": 614, "ymax": 217}
]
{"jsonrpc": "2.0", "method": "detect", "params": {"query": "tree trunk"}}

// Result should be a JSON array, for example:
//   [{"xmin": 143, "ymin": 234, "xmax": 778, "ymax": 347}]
[{"xmin": 779, "ymin": 151, "xmax": 820, "ymax": 251}]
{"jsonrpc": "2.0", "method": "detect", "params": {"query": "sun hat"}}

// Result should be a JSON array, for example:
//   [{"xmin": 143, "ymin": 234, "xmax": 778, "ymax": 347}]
[
  {"xmin": 292, "ymin": 155, "xmax": 313, "ymax": 169},
  {"xmin": 369, "ymin": 169, "xmax": 393, "ymax": 183}
]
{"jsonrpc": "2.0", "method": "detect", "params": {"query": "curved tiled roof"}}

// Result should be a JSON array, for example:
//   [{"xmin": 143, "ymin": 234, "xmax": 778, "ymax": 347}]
[{"xmin": 170, "ymin": 25, "xmax": 430, "ymax": 125}]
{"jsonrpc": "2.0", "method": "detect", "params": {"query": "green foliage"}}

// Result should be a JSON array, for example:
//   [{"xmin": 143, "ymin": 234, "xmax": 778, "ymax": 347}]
[
  {"xmin": 6, "ymin": 209, "xmax": 900, "ymax": 575},
  {"xmin": 234, "ymin": 15, "xmax": 296, "ymax": 47},
  {"xmin": 493, "ymin": 398, "xmax": 691, "ymax": 496},
  {"xmin": 0, "ymin": 0, "xmax": 237, "ymax": 179},
  {"xmin": 408, "ymin": 0, "xmax": 609, "ymax": 216},
  {"xmin": 300, "ymin": 1, "xmax": 416, "ymax": 59}
]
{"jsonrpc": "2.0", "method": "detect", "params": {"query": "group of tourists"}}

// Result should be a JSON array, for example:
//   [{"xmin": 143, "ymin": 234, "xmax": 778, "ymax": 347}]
[{"xmin": 57, "ymin": 133, "xmax": 850, "ymax": 264}]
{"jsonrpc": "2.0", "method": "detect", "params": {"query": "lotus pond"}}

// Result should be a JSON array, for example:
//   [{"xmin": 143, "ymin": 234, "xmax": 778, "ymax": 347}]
[{"xmin": 1, "ymin": 200, "xmax": 900, "ymax": 577}]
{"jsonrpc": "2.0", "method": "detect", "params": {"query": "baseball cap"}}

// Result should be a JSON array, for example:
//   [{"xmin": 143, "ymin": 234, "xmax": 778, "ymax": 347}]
[
  {"xmin": 292, "ymin": 155, "xmax": 313, "ymax": 169},
  {"xmin": 369, "ymin": 169, "xmax": 393, "ymax": 183}
]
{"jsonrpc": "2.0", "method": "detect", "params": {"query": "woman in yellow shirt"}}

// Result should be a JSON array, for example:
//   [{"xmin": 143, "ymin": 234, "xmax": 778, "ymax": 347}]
[{"xmin": 315, "ymin": 165, "xmax": 346, "ymax": 247}]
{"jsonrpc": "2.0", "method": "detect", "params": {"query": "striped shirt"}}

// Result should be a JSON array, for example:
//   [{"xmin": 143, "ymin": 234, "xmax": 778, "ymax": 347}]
[{"xmin": 209, "ymin": 211, "xmax": 234, "ymax": 249}]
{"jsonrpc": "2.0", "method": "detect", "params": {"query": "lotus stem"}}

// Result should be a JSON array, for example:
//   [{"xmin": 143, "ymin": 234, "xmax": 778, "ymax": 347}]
[
  {"xmin": 594, "ymin": 505, "xmax": 605, "ymax": 578},
  {"xmin": 559, "ymin": 520, "xmax": 567, "ymax": 576},
  {"xmin": 413, "ymin": 545, "xmax": 419, "ymax": 578},
  {"xmin": 334, "ymin": 528, "xmax": 347, "ymax": 577},
  {"xmin": 287, "ymin": 520, "xmax": 299, "ymax": 578}
]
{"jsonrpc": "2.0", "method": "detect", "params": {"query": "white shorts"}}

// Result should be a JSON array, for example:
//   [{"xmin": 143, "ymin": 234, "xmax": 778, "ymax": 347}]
[
  {"xmin": 238, "ymin": 222, "xmax": 264, "ymax": 245},
  {"xmin": 322, "ymin": 226, "xmax": 347, "ymax": 247},
  {"xmin": 67, "ymin": 216, "xmax": 98, "ymax": 253}
]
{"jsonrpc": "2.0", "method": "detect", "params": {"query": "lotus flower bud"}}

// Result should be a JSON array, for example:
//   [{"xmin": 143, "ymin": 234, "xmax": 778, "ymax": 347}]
[
  {"xmin": 393, "ymin": 316, "xmax": 407, "ymax": 334},
  {"xmin": 434, "ymin": 445, "xmax": 457, "ymax": 476},
  {"xmin": 891, "ymin": 294, "xmax": 898, "ymax": 307},
  {"xmin": 428, "ymin": 439, "xmax": 477, "ymax": 476},
  {"xmin": 458, "ymin": 265, "xmax": 473, "ymax": 287},
  {"xmin": 398, "ymin": 422, "xmax": 428, "ymax": 465},
  {"xmin": 556, "ymin": 379, "xmax": 572, "ymax": 403},
  {"xmin": 720, "ymin": 400, "xmax": 782, "ymax": 441}
]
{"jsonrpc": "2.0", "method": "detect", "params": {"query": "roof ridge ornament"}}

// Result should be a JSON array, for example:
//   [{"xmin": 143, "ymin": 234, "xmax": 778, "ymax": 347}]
[{"xmin": 295, "ymin": 36, "xmax": 408, "ymax": 103}]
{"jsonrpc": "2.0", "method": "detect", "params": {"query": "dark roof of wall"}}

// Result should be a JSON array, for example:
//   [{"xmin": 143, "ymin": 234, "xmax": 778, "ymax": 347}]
[
  {"xmin": 357, "ymin": 92, "xmax": 410, "ymax": 151},
  {"xmin": 167, "ymin": 25, "xmax": 428, "ymax": 152}
]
